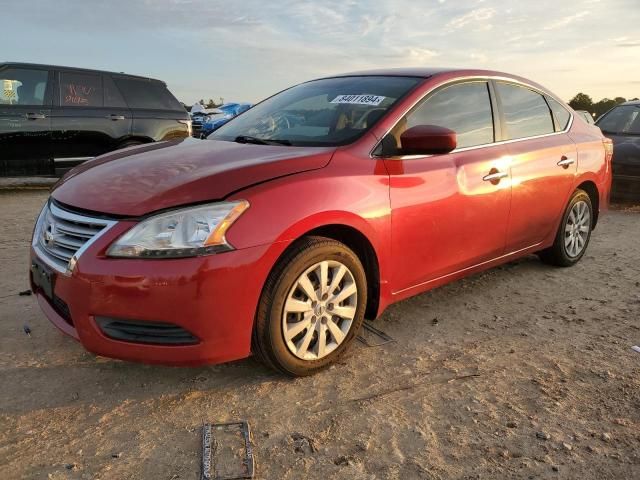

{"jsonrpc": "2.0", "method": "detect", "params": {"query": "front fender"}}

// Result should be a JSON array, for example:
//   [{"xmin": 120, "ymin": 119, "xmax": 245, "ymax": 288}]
[{"xmin": 224, "ymin": 155, "xmax": 392, "ymax": 306}]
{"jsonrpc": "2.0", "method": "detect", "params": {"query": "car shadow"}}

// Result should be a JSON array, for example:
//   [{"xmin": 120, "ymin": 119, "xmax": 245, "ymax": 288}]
[{"xmin": 2, "ymin": 254, "xmax": 557, "ymax": 416}]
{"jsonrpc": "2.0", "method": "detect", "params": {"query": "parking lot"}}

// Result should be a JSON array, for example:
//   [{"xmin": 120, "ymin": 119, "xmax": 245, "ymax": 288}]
[{"xmin": 0, "ymin": 189, "xmax": 639, "ymax": 479}]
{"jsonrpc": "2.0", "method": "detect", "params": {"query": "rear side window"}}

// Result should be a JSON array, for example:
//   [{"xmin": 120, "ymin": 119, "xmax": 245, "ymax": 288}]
[
  {"xmin": 545, "ymin": 96, "xmax": 572, "ymax": 132},
  {"xmin": 60, "ymin": 71, "xmax": 103, "ymax": 107},
  {"xmin": 596, "ymin": 105, "xmax": 640, "ymax": 135},
  {"xmin": 497, "ymin": 83, "xmax": 554, "ymax": 139},
  {"xmin": 113, "ymin": 77, "xmax": 182, "ymax": 110},
  {"xmin": 0, "ymin": 68, "xmax": 49, "ymax": 105},
  {"xmin": 103, "ymin": 74, "xmax": 127, "ymax": 108},
  {"xmin": 402, "ymin": 81, "xmax": 495, "ymax": 149}
]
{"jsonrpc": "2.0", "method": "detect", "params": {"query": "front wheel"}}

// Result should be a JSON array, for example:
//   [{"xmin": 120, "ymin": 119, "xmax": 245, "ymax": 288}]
[
  {"xmin": 538, "ymin": 189, "xmax": 593, "ymax": 267},
  {"xmin": 252, "ymin": 237, "xmax": 367, "ymax": 376}
]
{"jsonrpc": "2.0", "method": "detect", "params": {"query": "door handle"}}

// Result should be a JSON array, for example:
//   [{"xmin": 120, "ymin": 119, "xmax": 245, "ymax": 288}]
[
  {"xmin": 108, "ymin": 114, "xmax": 126, "ymax": 121},
  {"xmin": 25, "ymin": 113, "xmax": 46, "ymax": 120},
  {"xmin": 557, "ymin": 156, "xmax": 575, "ymax": 168},
  {"xmin": 483, "ymin": 170, "xmax": 508, "ymax": 184}
]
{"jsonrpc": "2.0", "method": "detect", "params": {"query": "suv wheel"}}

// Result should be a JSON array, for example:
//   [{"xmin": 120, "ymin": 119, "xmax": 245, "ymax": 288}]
[
  {"xmin": 252, "ymin": 236, "xmax": 367, "ymax": 376},
  {"xmin": 117, "ymin": 139, "xmax": 144, "ymax": 150}
]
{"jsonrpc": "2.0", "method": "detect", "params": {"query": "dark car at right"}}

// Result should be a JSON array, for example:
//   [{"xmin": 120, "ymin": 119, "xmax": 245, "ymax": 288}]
[{"xmin": 596, "ymin": 100, "xmax": 640, "ymax": 201}]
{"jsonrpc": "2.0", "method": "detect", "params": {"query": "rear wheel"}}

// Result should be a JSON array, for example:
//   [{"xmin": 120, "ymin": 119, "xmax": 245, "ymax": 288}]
[
  {"xmin": 538, "ymin": 189, "xmax": 593, "ymax": 267},
  {"xmin": 252, "ymin": 236, "xmax": 367, "ymax": 376}
]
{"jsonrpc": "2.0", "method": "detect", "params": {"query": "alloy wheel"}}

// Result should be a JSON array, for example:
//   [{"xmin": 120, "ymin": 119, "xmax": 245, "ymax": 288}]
[
  {"xmin": 564, "ymin": 200, "xmax": 591, "ymax": 258},
  {"xmin": 282, "ymin": 260, "xmax": 358, "ymax": 360}
]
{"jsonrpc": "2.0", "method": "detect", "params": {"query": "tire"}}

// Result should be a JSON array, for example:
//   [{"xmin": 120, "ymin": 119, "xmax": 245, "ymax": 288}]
[
  {"xmin": 117, "ymin": 139, "xmax": 145, "ymax": 150},
  {"xmin": 538, "ymin": 189, "xmax": 593, "ymax": 267},
  {"xmin": 252, "ymin": 236, "xmax": 367, "ymax": 376}
]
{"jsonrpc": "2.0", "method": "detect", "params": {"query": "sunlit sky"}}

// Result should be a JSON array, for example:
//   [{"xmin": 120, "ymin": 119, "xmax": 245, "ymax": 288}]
[{"xmin": 4, "ymin": 0, "xmax": 639, "ymax": 105}]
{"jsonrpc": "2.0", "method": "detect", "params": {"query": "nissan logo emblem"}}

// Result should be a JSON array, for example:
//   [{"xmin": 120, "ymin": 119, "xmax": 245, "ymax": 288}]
[{"xmin": 44, "ymin": 222, "xmax": 56, "ymax": 246}]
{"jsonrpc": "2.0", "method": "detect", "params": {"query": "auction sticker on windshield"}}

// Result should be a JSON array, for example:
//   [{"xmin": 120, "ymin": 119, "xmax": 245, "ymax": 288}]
[{"xmin": 331, "ymin": 94, "xmax": 386, "ymax": 106}]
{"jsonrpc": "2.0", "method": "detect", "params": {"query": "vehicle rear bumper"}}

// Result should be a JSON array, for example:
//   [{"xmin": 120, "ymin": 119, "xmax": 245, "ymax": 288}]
[{"xmin": 612, "ymin": 174, "xmax": 640, "ymax": 202}]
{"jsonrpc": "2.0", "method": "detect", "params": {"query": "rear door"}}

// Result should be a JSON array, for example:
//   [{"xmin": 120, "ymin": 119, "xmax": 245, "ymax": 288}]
[
  {"xmin": 381, "ymin": 80, "xmax": 512, "ymax": 294},
  {"xmin": 495, "ymin": 82, "xmax": 577, "ymax": 252},
  {"xmin": 112, "ymin": 76, "xmax": 190, "ymax": 141},
  {"xmin": 50, "ymin": 70, "xmax": 132, "ymax": 173},
  {"xmin": 0, "ymin": 66, "xmax": 53, "ymax": 176}
]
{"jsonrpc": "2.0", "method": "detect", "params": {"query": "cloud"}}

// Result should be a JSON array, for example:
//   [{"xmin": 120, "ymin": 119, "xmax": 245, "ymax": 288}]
[
  {"xmin": 397, "ymin": 47, "xmax": 440, "ymax": 63},
  {"xmin": 544, "ymin": 11, "xmax": 590, "ymax": 30},
  {"xmin": 446, "ymin": 7, "xmax": 495, "ymax": 30},
  {"xmin": 3, "ymin": 0, "xmax": 639, "ymax": 102},
  {"xmin": 469, "ymin": 52, "xmax": 488, "ymax": 62}
]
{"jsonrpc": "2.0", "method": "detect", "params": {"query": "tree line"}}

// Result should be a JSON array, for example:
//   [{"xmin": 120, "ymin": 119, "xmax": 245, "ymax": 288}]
[{"xmin": 568, "ymin": 93, "xmax": 639, "ymax": 119}]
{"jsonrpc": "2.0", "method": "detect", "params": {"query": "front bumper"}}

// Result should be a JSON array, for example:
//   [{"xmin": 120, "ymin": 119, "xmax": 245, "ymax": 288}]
[{"xmin": 30, "ymin": 221, "xmax": 286, "ymax": 366}]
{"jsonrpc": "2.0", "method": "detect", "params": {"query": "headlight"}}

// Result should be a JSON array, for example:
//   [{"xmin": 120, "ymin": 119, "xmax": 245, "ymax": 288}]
[{"xmin": 107, "ymin": 200, "xmax": 249, "ymax": 258}]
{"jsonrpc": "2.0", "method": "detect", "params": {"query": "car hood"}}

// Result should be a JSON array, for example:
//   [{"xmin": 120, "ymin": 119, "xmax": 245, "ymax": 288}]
[{"xmin": 52, "ymin": 138, "xmax": 335, "ymax": 216}]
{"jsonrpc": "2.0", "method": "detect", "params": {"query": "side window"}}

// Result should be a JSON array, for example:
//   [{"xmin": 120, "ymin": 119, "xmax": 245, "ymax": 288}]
[
  {"xmin": 113, "ymin": 77, "xmax": 182, "ymax": 110},
  {"xmin": 497, "ymin": 83, "xmax": 554, "ymax": 139},
  {"xmin": 60, "ymin": 72, "xmax": 103, "ymax": 107},
  {"xmin": 0, "ymin": 68, "xmax": 49, "ymax": 106},
  {"xmin": 392, "ymin": 81, "xmax": 495, "ymax": 151},
  {"xmin": 103, "ymin": 74, "xmax": 127, "ymax": 108},
  {"xmin": 545, "ymin": 96, "xmax": 571, "ymax": 132}
]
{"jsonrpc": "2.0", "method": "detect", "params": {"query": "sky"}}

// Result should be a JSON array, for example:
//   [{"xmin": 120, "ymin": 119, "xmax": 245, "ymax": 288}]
[{"xmin": 3, "ymin": 0, "xmax": 639, "ymax": 105}]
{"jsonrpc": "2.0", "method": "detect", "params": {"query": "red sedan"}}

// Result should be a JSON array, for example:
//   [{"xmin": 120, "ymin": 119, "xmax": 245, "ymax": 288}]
[{"xmin": 30, "ymin": 68, "xmax": 612, "ymax": 376}]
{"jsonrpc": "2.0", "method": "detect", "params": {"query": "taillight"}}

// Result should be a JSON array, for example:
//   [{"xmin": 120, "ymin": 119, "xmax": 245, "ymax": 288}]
[
  {"xmin": 603, "ymin": 138, "xmax": 614, "ymax": 165},
  {"xmin": 179, "ymin": 119, "xmax": 193, "ymax": 137}
]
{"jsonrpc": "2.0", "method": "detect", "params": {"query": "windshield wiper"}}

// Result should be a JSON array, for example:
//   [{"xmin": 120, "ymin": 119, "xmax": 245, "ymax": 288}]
[{"xmin": 234, "ymin": 135, "xmax": 292, "ymax": 146}]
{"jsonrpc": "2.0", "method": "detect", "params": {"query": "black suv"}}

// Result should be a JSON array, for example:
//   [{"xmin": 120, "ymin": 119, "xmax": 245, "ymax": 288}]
[{"xmin": 0, "ymin": 63, "xmax": 191, "ymax": 176}]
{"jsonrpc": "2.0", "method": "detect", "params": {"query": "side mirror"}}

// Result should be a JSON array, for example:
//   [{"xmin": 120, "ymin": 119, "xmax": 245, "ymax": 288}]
[{"xmin": 399, "ymin": 125, "xmax": 457, "ymax": 155}]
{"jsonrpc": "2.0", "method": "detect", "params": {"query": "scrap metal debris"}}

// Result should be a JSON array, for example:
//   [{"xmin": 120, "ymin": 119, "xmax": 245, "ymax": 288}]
[
  {"xmin": 291, "ymin": 432, "xmax": 317, "ymax": 454},
  {"xmin": 23, "ymin": 325, "xmax": 31, "ymax": 337},
  {"xmin": 202, "ymin": 421, "xmax": 254, "ymax": 480},
  {"xmin": 202, "ymin": 424, "xmax": 213, "ymax": 480},
  {"xmin": 357, "ymin": 321, "xmax": 395, "ymax": 347},
  {"xmin": 632, "ymin": 346, "xmax": 640, "ymax": 354},
  {"xmin": 0, "ymin": 289, "xmax": 33, "ymax": 301}
]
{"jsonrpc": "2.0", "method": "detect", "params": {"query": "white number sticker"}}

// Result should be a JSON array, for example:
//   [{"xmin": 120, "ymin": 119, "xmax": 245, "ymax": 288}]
[{"xmin": 331, "ymin": 94, "xmax": 386, "ymax": 106}]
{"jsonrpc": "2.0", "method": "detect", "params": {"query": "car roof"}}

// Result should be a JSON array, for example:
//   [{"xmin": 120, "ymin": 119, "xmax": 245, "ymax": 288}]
[
  {"xmin": 0, "ymin": 62, "xmax": 164, "ymax": 83},
  {"xmin": 319, "ymin": 67, "xmax": 526, "ymax": 80},
  {"xmin": 315, "ymin": 67, "xmax": 552, "ymax": 93},
  {"xmin": 622, "ymin": 100, "xmax": 640, "ymax": 106}
]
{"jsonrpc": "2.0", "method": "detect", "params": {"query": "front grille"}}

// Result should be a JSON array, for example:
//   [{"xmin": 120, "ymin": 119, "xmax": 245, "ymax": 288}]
[
  {"xmin": 34, "ymin": 202, "xmax": 116, "ymax": 272},
  {"xmin": 95, "ymin": 317, "xmax": 200, "ymax": 345}
]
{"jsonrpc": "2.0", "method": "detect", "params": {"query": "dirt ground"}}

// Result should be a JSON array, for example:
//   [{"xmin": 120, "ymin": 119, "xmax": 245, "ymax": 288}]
[{"xmin": 0, "ymin": 189, "xmax": 639, "ymax": 480}]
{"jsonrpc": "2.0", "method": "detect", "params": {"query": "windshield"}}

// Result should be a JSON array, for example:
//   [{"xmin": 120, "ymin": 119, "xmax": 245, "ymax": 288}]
[
  {"xmin": 596, "ymin": 105, "xmax": 640, "ymax": 135},
  {"xmin": 209, "ymin": 76, "xmax": 421, "ymax": 146}
]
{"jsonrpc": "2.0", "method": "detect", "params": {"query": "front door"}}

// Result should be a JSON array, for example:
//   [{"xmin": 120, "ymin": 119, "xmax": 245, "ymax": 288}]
[
  {"xmin": 0, "ymin": 66, "xmax": 53, "ymax": 176},
  {"xmin": 380, "ymin": 81, "xmax": 512, "ymax": 295}
]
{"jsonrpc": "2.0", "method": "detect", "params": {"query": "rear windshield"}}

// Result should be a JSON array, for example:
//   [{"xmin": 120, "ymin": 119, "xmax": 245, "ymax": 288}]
[
  {"xmin": 209, "ymin": 76, "xmax": 421, "ymax": 147},
  {"xmin": 596, "ymin": 105, "xmax": 640, "ymax": 135},
  {"xmin": 113, "ymin": 77, "xmax": 183, "ymax": 111}
]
